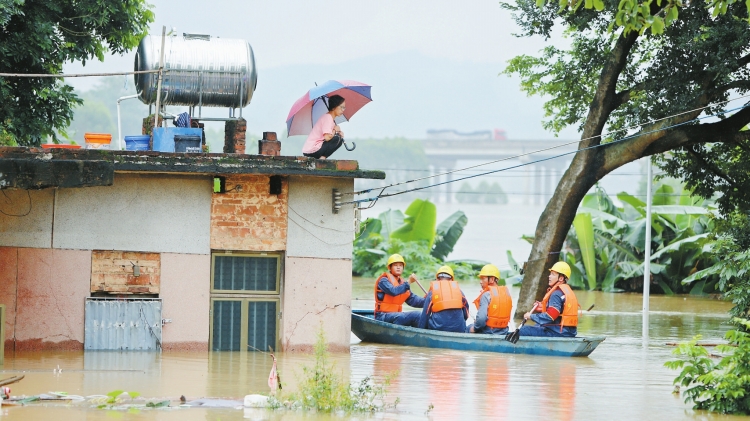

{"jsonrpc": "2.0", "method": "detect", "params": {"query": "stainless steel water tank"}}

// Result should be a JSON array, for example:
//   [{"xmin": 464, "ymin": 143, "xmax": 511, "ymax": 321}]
[{"xmin": 134, "ymin": 34, "xmax": 257, "ymax": 108}]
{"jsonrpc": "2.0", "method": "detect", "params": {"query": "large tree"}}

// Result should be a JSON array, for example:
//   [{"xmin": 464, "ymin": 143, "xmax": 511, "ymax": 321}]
[
  {"xmin": 0, "ymin": 0, "xmax": 153, "ymax": 146},
  {"xmin": 503, "ymin": 0, "xmax": 750, "ymax": 316}
]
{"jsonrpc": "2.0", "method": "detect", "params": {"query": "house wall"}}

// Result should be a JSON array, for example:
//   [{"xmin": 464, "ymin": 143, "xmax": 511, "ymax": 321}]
[
  {"xmin": 0, "ymin": 173, "xmax": 213, "ymax": 351},
  {"xmin": 0, "ymin": 172, "xmax": 358, "ymax": 353},
  {"xmin": 53, "ymin": 173, "xmax": 211, "ymax": 254},
  {"xmin": 283, "ymin": 176, "xmax": 354, "ymax": 352},
  {"xmin": 210, "ymin": 174, "xmax": 288, "ymax": 251},
  {"xmin": 0, "ymin": 189, "xmax": 54, "ymax": 248},
  {"xmin": 160, "ymin": 253, "xmax": 210, "ymax": 351},
  {"xmin": 91, "ymin": 250, "xmax": 161, "ymax": 294}
]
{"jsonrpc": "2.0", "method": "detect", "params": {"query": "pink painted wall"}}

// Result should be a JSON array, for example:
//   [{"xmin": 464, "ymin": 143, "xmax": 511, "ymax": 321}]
[
  {"xmin": 15, "ymin": 248, "xmax": 91, "ymax": 350},
  {"xmin": 0, "ymin": 247, "xmax": 17, "ymax": 350},
  {"xmin": 282, "ymin": 256, "xmax": 352, "ymax": 352},
  {"xmin": 160, "ymin": 253, "xmax": 210, "ymax": 351}
]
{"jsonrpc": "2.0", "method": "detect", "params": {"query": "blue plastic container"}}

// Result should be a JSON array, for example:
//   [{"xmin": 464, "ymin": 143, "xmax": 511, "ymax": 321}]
[{"xmin": 124, "ymin": 135, "xmax": 151, "ymax": 151}]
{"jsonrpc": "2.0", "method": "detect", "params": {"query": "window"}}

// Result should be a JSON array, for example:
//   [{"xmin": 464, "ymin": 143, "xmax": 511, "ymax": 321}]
[
  {"xmin": 210, "ymin": 298, "xmax": 279, "ymax": 351},
  {"xmin": 210, "ymin": 252, "xmax": 281, "ymax": 352},
  {"xmin": 211, "ymin": 253, "xmax": 280, "ymax": 294}
]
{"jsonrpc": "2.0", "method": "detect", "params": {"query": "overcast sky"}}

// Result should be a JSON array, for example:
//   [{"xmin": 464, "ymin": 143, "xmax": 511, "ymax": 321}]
[{"xmin": 64, "ymin": 0, "xmax": 578, "ymax": 140}]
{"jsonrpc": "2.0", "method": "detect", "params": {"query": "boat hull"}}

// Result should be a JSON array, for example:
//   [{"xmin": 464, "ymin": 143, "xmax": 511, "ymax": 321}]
[{"xmin": 351, "ymin": 310, "xmax": 604, "ymax": 357}]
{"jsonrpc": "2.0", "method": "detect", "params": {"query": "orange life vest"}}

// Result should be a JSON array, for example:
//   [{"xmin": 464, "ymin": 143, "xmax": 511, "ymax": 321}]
[
  {"xmin": 429, "ymin": 280, "xmax": 464, "ymax": 313},
  {"xmin": 374, "ymin": 272, "xmax": 410, "ymax": 314},
  {"xmin": 473, "ymin": 285, "xmax": 513, "ymax": 329},
  {"xmin": 540, "ymin": 283, "xmax": 579, "ymax": 331}
]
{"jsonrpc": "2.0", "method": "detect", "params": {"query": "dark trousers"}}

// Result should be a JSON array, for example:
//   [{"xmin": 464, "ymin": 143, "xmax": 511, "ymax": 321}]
[{"xmin": 303, "ymin": 135, "xmax": 343, "ymax": 159}]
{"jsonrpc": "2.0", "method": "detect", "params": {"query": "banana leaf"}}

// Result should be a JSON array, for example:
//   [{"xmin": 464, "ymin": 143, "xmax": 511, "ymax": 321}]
[
  {"xmin": 650, "ymin": 205, "xmax": 709, "ymax": 215},
  {"xmin": 617, "ymin": 192, "xmax": 646, "ymax": 215},
  {"xmin": 592, "ymin": 229, "xmax": 639, "ymax": 261},
  {"xmin": 653, "ymin": 184, "xmax": 676, "ymax": 206},
  {"xmin": 649, "ymin": 233, "xmax": 709, "ymax": 261},
  {"xmin": 431, "ymin": 211, "xmax": 468, "ymax": 260},
  {"xmin": 377, "ymin": 209, "xmax": 404, "ymax": 240},
  {"xmin": 573, "ymin": 213, "xmax": 597, "ymax": 290},
  {"xmin": 390, "ymin": 199, "xmax": 437, "ymax": 247},
  {"xmin": 355, "ymin": 218, "xmax": 382, "ymax": 246},
  {"xmin": 507, "ymin": 250, "xmax": 520, "ymax": 273},
  {"xmin": 681, "ymin": 263, "xmax": 723, "ymax": 284}
]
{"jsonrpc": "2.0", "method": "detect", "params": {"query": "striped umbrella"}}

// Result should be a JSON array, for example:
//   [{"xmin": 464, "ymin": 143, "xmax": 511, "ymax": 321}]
[{"xmin": 286, "ymin": 80, "xmax": 372, "ymax": 136}]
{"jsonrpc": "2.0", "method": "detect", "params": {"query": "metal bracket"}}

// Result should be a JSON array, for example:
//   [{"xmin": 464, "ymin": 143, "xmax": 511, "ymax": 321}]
[{"xmin": 332, "ymin": 188, "xmax": 342, "ymax": 214}]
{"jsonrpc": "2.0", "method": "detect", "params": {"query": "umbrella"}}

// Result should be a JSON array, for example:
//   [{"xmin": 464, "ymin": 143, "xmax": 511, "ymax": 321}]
[{"xmin": 286, "ymin": 80, "xmax": 372, "ymax": 142}]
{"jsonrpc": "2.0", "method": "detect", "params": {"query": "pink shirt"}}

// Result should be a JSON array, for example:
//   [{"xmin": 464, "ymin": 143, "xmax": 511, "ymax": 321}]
[{"xmin": 302, "ymin": 113, "xmax": 335, "ymax": 154}]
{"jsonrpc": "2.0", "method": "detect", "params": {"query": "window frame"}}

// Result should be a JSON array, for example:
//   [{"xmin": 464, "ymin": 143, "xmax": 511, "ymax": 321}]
[
  {"xmin": 209, "ymin": 297, "xmax": 281, "ymax": 352},
  {"xmin": 210, "ymin": 252, "xmax": 281, "ymax": 295}
]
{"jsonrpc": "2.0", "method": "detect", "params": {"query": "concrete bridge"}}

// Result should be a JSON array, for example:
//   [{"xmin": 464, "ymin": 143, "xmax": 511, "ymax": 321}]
[{"xmin": 421, "ymin": 139, "xmax": 579, "ymax": 204}]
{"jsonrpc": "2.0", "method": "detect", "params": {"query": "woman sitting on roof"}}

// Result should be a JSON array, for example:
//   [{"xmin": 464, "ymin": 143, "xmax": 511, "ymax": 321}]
[{"xmin": 301, "ymin": 95, "xmax": 346, "ymax": 159}]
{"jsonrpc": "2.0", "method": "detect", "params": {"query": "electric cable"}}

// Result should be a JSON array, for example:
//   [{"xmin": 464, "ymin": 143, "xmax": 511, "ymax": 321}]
[
  {"xmin": 0, "ymin": 69, "xmax": 161, "ymax": 78},
  {"xmin": 349, "ymin": 93, "xmax": 750, "ymax": 196},
  {"xmin": 360, "ymin": 102, "xmax": 750, "ymax": 201}
]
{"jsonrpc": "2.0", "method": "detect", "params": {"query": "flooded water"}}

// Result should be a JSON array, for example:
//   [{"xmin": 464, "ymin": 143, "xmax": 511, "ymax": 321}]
[{"xmin": 1, "ymin": 280, "xmax": 743, "ymax": 421}]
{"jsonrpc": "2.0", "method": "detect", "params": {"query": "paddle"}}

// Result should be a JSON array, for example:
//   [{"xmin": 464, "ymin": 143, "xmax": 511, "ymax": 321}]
[
  {"xmin": 505, "ymin": 303, "xmax": 539, "ymax": 344},
  {"xmin": 409, "ymin": 273, "xmax": 428, "ymax": 295}
]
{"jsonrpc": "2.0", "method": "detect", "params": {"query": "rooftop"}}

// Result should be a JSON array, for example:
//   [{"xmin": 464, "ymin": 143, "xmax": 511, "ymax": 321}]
[{"xmin": 0, "ymin": 147, "xmax": 385, "ymax": 190}]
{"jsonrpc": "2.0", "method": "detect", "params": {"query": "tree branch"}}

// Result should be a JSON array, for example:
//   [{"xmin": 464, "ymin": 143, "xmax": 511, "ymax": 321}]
[
  {"xmin": 612, "ymin": 81, "xmax": 648, "ymax": 109},
  {"xmin": 686, "ymin": 148, "xmax": 738, "ymax": 188},
  {"xmin": 580, "ymin": 30, "xmax": 640, "ymax": 147},
  {"xmin": 715, "ymin": 80, "xmax": 750, "ymax": 94}
]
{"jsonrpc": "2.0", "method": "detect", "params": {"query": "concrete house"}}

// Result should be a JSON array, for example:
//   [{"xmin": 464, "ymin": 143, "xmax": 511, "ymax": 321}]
[{"xmin": 0, "ymin": 147, "xmax": 383, "ymax": 354}]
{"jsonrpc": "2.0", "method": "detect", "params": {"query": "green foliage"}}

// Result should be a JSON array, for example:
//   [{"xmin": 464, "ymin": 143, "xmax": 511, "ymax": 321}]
[
  {"xmin": 455, "ymin": 181, "xmax": 509, "ymax": 204},
  {"xmin": 683, "ymin": 211, "xmax": 750, "ymax": 318},
  {"xmin": 666, "ymin": 318, "xmax": 750, "ymax": 415},
  {"xmin": 0, "ymin": 120, "xmax": 17, "ymax": 146},
  {"xmin": 573, "ymin": 212, "xmax": 597, "ymax": 290},
  {"xmin": 501, "ymin": 0, "xmax": 750, "ymax": 140},
  {"xmin": 281, "ymin": 327, "xmax": 396, "ymax": 412},
  {"xmin": 390, "ymin": 199, "xmax": 438, "ymax": 247},
  {"xmin": 561, "ymin": 183, "xmax": 720, "ymax": 293},
  {"xmin": 353, "ymin": 200, "xmax": 474, "ymax": 280},
  {"xmin": 0, "ymin": 0, "xmax": 154, "ymax": 145},
  {"xmin": 432, "ymin": 211, "xmax": 469, "ymax": 261}
]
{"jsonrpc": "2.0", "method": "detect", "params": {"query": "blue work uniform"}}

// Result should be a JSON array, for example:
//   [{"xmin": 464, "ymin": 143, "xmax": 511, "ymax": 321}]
[
  {"xmin": 519, "ymin": 289, "xmax": 577, "ymax": 337},
  {"xmin": 418, "ymin": 290, "xmax": 470, "ymax": 333},
  {"xmin": 374, "ymin": 276, "xmax": 425, "ymax": 327},
  {"xmin": 466, "ymin": 290, "xmax": 509, "ymax": 335}
]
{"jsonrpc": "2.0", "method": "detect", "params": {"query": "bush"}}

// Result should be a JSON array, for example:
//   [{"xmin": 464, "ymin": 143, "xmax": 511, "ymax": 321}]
[
  {"xmin": 277, "ymin": 327, "xmax": 396, "ymax": 412},
  {"xmin": 665, "ymin": 318, "xmax": 750, "ymax": 415}
]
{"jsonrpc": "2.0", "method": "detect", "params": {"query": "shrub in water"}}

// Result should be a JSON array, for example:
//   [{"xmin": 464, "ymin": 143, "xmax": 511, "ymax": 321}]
[{"xmin": 665, "ymin": 318, "xmax": 750, "ymax": 415}]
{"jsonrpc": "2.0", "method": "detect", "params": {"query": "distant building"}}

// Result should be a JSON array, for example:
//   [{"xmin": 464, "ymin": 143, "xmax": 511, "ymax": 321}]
[
  {"xmin": 0, "ymin": 148, "xmax": 383, "ymax": 353},
  {"xmin": 426, "ymin": 129, "xmax": 507, "ymax": 141}
]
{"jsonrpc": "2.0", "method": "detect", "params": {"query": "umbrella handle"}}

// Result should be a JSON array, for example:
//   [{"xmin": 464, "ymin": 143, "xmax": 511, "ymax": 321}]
[{"xmin": 344, "ymin": 141, "xmax": 356, "ymax": 151}]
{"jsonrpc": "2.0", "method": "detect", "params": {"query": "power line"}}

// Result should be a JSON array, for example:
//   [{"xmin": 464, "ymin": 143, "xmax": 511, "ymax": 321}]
[
  {"xmin": 0, "ymin": 70, "xmax": 161, "ymax": 78},
  {"xmin": 350, "ymin": 102, "xmax": 750, "ymax": 205},
  {"xmin": 351, "ymin": 93, "xmax": 750, "ymax": 196}
]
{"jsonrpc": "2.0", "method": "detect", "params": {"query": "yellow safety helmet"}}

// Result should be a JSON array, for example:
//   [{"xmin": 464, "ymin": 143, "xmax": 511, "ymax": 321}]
[
  {"xmin": 549, "ymin": 261, "xmax": 571, "ymax": 279},
  {"xmin": 387, "ymin": 254, "xmax": 406, "ymax": 268},
  {"xmin": 436, "ymin": 265, "xmax": 455, "ymax": 279},
  {"xmin": 478, "ymin": 264, "xmax": 501, "ymax": 280}
]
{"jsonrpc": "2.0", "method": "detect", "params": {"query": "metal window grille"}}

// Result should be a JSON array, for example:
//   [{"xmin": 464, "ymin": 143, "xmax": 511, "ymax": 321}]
[
  {"xmin": 212, "ymin": 254, "xmax": 279, "ymax": 293},
  {"xmin": 212, "ymin": 300, "xmax": 242, "ymax": 351},
  {"xmin": 210, "ymin": 298, "xmax": 279, "ymax": 352}
]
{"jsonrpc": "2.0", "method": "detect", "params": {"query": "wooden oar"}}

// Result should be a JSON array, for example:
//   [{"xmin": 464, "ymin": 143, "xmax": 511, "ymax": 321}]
[
  {"xmin": 409, "ymin": 274, "xmax": 428, "ymax": 295},
  {"xmin": 0, "ymin": 375, "xmax": 24, "ymax": 387},
  {"xmin": 505, "ymin": 303, "xmax": 539, "ymax": 344}
]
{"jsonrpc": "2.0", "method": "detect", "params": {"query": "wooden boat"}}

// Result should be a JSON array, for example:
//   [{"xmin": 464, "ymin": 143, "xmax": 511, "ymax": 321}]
[{"xmin": 351, "ymin": 310, "xmax": 605, "ymax": 357}]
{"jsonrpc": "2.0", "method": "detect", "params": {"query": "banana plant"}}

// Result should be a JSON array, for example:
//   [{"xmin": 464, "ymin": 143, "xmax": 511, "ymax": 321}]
[
  {"xmin": 352, "ymin": 199, "xmax": 472, "ymax": 278},
  {"xmin": 561, "ymin": 183, "xmax": 721, "ymax": 294}
]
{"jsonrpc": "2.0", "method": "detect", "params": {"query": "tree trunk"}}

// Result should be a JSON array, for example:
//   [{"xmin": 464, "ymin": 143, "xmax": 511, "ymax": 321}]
[{"xmin": 514, "ymin": 149, "xmax": 602, "ymax": 318}]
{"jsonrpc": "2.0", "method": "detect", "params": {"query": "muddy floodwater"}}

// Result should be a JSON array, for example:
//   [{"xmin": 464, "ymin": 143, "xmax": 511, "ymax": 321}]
[{"xmin": 1, "ymin": 279, "xmax": 745, "ymax": 421}]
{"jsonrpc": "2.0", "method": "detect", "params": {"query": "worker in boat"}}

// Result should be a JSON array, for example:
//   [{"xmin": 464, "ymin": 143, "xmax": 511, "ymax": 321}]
[
  {"xmin": 374, "ymin": 254, "xmax": 426, "ymax": 327},
  {"xmin": 519, "ymin": 261, "xmax": 578, "ymax": 337},
  {"xmin": 417, "ymin": 266, "xmax": 470, "ymax": 333},
  {"xmin": 467, "ymin": 264, "xmax": 512, "ymax": 335}
]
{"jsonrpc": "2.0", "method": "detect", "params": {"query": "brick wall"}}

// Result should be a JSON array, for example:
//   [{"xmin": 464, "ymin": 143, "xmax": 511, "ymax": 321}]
[
  {"xmin": 91, "ymin": 250, "xmax": 160, "ymax": 294},
  {"xmin": 211, "ymin": 174, "xmax": 288, "ymax": 251}
]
